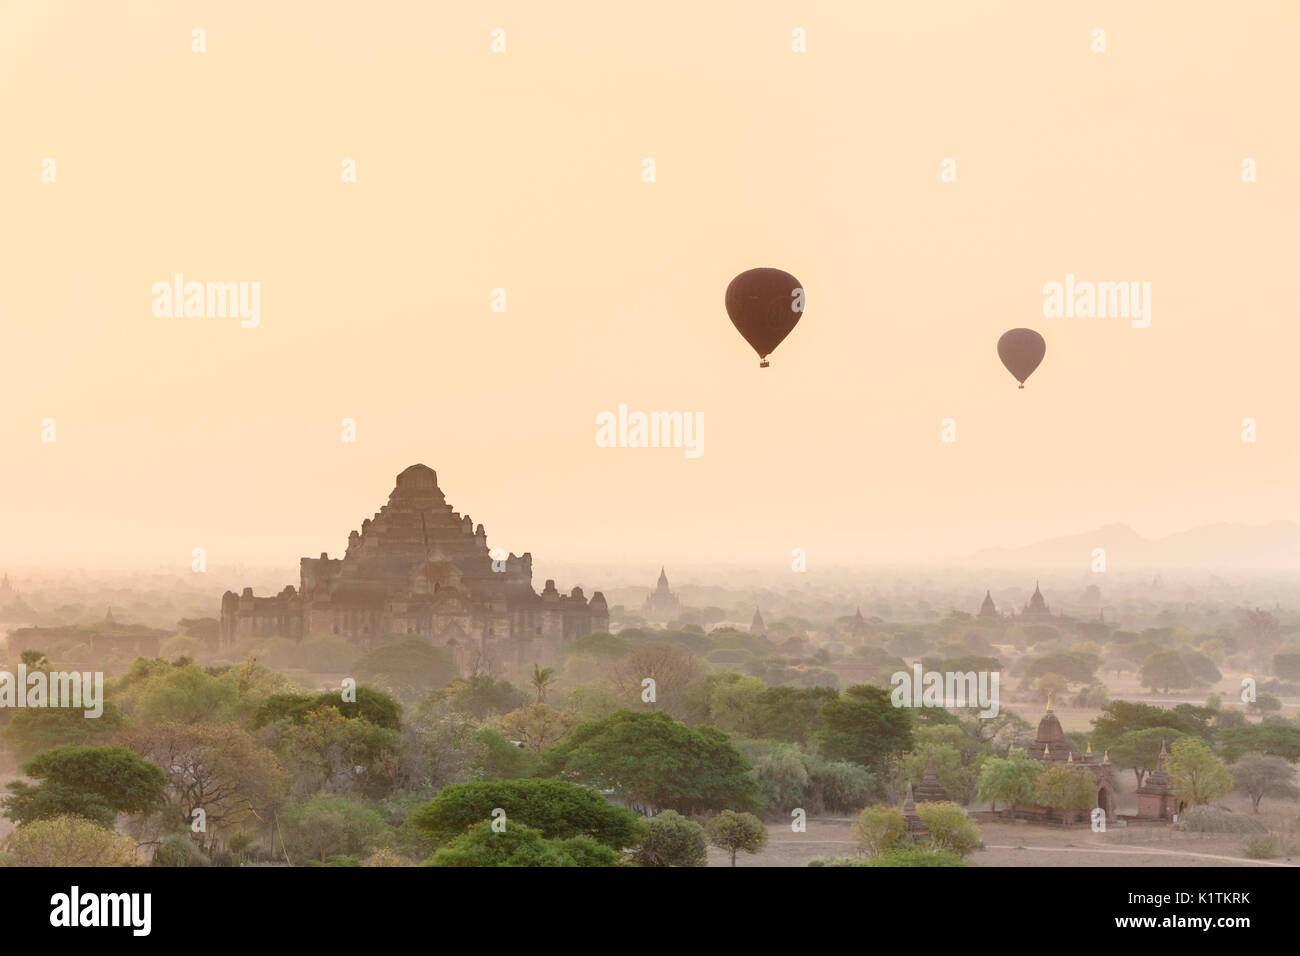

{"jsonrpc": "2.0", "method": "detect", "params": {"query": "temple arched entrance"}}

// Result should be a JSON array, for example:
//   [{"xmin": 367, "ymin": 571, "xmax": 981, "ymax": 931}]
[{"xmin": 1096, "ymin": 786, "xmax": 1114, "ymax": 819}]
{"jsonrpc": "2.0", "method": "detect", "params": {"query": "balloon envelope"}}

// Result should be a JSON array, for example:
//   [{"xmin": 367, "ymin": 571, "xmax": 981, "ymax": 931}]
[
  {"xmin": 725, "ymin": 268, "xmax": 804, "ymax": 366},
  {"xmin": 997, "ymin": 328, "xmax": 1046, "ymax": 387}
]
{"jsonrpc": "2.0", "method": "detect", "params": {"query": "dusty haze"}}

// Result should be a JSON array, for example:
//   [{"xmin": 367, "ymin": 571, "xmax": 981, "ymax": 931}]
[{"xmin": 2, "ymin": 1, "xmax": 1298, "ymax": 571}]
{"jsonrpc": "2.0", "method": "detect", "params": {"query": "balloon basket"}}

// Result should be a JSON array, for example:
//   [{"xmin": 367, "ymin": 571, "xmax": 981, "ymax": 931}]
[{"xmin": 759, "ymin": 359, "xmax": 770, "ymax": 368}]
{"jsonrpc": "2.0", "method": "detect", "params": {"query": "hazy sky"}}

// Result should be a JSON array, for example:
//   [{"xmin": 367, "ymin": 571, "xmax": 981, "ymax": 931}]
[{"xmin": 2, "ymin": 1, "xmax": 1298, "ymax": 572}]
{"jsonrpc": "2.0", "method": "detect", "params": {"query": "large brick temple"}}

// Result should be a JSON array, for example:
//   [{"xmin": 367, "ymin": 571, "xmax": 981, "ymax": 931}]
[{"xmin": 220, "ymin": 464, "xmax": 608, "ymax": 670}]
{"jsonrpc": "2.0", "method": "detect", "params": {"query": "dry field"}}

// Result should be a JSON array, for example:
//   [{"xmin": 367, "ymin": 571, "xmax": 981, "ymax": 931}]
[{"xmin": 704, "ymin": 808, "xmax": 1300, "ymax": 868}]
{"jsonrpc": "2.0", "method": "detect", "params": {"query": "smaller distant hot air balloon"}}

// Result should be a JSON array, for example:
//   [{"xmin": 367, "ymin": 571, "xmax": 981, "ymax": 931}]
[
  {"xmin": 997, "ymin": 328, "xmax": 1046, "ymax": 388},
  {"xmin": 725, "ymin": 268, "xmax": 805, "ymax": 367}
]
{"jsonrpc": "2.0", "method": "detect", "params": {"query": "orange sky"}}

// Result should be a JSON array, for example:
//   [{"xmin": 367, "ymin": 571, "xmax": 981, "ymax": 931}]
[{"xmin": 2, "ymin": 1, "xmax": 1298, "ymax": 570}]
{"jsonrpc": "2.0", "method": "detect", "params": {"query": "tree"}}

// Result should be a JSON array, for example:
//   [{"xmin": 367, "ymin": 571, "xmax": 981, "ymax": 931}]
[
  {"xmin": 253, "ymin": 686, "xmax": 402, "ymax": 731},
  {"xmin": 851, "ymin": 805, "xmax": 906, "ymax": 856},
  {"xmin": 434, "ymin": 675, "xmax": 528, "ymax": 721},
  {"xmin": 473, "ymin": 728, "xmax": 541, "ymax": 780},
  {"xmin": 818, "ymin": 684, "xmax": 914, "ymax": 774},
  {"xmin": 1090, "ymin": 701, "xmax": 1211, "ymax": 749},
  {"xmin": 633, "ymin": 810, "xmax": 707, "ymax": 867},
  {"xmin": 1166, "ymin": 737, "xmax": 1233, "ymax": 807},
  {"xmin": 542, "ymin": 710, "xmax": 759, "ymax": 814},
  {"xmin": 280, "ymin": 795, "xmax": 393, "ymax": 863},
  {"xmin": 3, "ymin": 745, "xmax": 166, "ymax": 827},
  {"xmin": 530, "ymin": 664, "xmax": 558, "ymax": 703},
  {"xmin": 268, "ymin": 706, "xmax": 402, "ymax": 800},
  {"xmin": 605, "ymin": 644, "xmax": 705, "ymax": 718},
  {"xmin": 915, "ymin": 802, "xmax": 981, "ymax": 857},
  {"xmin": 1141, "ymin": 651, "xmax": 1193, "ymax": 694},
  {"xmin": 752, "ymin": 744, "xmax": 810, "ymax": 815},
  {"xmin": 499, "ymin": 702, "xmax": 574, "ymax": 752},
  {"xmin": 1109, "ymin": 727, "xmax": 1187, "ymax": 788},
  {"xmin": 1033, "ymin": 766, "xmax": 1094, "ymax": 824},
  {"xmin": 975, "ymin": 749, "xmax": 1041, "ymax": 812},
  {"xmin": 117, "ymin": 722, "xmax": 288, "ymax": 851},
  {"xmin": 752, "ymin": 686, "xmax": 837, "ymax": 744},
  {"xmin": 409, "ymin": 778, "xmax": 641, "ymax": 849},
  {"xmin": 424, "ymin": 820, "xmax": 619, "ymax": 867},
  {"xmin": 1, "ymin": 701, "xmax": 127, "ymax": 762},
  {"xmin": 806, "ymin": 759, "xmax": 873, "ymax": 814},
  {"xmin": 705, "ymin": 810, "xmax": 767, "ymax": 867},
  {"xmin": 1230, "ymin": 753, "xmax": 1300, "ymax": 813},
  {"xmin": 5, "ymin": 814, "xmax": 138, "ymax": 867},
  {"xmin": 1217, "ymin": 724, "xmax": 1300, "ymax": 763}
]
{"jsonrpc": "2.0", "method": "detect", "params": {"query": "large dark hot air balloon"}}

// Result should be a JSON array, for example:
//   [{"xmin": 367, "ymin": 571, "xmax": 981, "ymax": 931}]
[
  {"xmin": 997, "ymin": 328, "xmax": 1046, "ymax": 388},
  {"xmin": 725, "ymin": 268, "xmax": 804, "ymax": 367}
]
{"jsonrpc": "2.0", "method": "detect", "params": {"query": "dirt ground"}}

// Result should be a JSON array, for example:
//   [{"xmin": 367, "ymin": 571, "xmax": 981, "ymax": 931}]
[{"xmin": 704, "ymin": 815, "xmax": 1299, "ymax": 867}]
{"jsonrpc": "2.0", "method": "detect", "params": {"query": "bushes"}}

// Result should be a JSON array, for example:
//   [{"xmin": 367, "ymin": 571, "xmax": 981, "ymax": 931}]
[
  {"xmin": 915, "ymin": 802, "xmax": 981, "ymax": 858},
  {"xmin": 152, "ymin": 833, "xmax": 208, "ymax": 867},
  {"xmin": 753, "ymin": 745, "xmax": 809, "ymax": 813},
  {"xmin": 1241, "ymin": 835, "xmax": 1279, "ymax": 859},
  {"xmin": 5, "ymin": 815, "xmax": 138, "ymax": 867},
  {"xmin": 851, "ymin": 806, "xmax": 906, "ymax": 856},
  {"xmin": 807, "ymin": 760, "xmax": 872, "ymax": 814},
  {"xmin": 633, "ymin": 810, "xmax": 707, "ymax": 867}
]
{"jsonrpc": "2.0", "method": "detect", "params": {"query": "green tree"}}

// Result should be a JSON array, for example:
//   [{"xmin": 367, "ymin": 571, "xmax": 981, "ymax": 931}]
[
  {"xmin": 752, "ymin": 744, "xmax": 810, "ymax": 815},
  {"xmin": 818, "ymin": 684, "xmax": 913, "ymax": 773},
  {"xmin": 1033, "ymin": 765, "xmax": 1094, "ymax": 824},
  {"xmin": 3, "ymin": 744, "xmax": 166, "ymax": 827},
  {"xmin": 542, "ymin": 710, "xmax": 759, "ymax": 814},
  {"xmin": 253, "ymin": 686, "xmax": 402, "ymax": 731},
  {"xmin": 1109, "ymin": 727, "xmax": 1187, "ymax": 788},
  {"xmin": 975, "ymin": 749, "xmax": 1041, "ymax": 811},
  {"xmin": 409, "ymin": 778, "xmax": 641, "ymax": 849},
  {"xmin": 705, "ymin": 810, "xmax": 767, "ymax": 867},
  {"xmin": 1, "ymin": 701, "xmax": 127, "ymax": 762},
  {"xmin": 435, "ymin": 675, "xmax": 528, "ymax": 721},
  {"xmin": 1090, "ymin": 700, "xmax": 1212, "ymax": 749},
  {"xmin": 473, "ymin": 728, "xmax": 541, "ymax": 780},
  {"xmin": 633, "ymin": 810, "xmax": 707, "ymax": 867},
  {"xmin": 1217, "ymin": 724, "xmax": 1300, "ymax": 763},
  {"xmin": 280, "ymin": 794, "xmax": 393, "ymax": 863},
  {"xmin": 851, "ymin": 805, "xmax": 906, "ymax": 856},
  {"xmin": 1141, "ymin": 651, "xmax": 1193, "ymax": 694},
  {"xmin": 1166, "ymin": 737, "xmax": 1233, "ymax": 807},
  {"xmin": 268, "ymin": 706, "xmax": 403, "ymax": 799},
  {"xmin": 752, "ymin": 686, "xmax": 837, "ymax": 744}
]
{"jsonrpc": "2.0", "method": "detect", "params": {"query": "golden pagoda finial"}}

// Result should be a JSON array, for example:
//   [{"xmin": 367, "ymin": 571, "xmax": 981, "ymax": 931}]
[
  {"xmin": 1043, "ymin": 744, "xmax": 1050, "ymax": 757},
  {"xmin": 1086, "ymin": 741, "xmax": 1093, "ymax": 756},
  {"xmin": 1104, "ymin": 749, "xmax": 1110, "ymax": 762},
  {"xmin": 1067, "ymin": 752, "xmax": 1074, "ymax": 764},
  {"xmin": 1046, "ymin": 693, "xmax": 1053, "ymax": 712}
]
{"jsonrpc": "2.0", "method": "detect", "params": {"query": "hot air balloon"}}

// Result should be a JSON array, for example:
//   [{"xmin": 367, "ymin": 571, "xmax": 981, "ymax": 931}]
[
  {"xmin": 725, "ymin": 268, "xmax": 804, "ymax": 367},
  {"xmin": 997, "ymin": 328, "xmax": 1046, "ymax": 388}
]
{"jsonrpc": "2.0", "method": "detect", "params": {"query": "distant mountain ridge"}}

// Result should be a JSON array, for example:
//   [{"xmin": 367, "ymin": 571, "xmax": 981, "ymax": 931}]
[{"xmin": 970, "ymin": 521, "xmax": 1300, "ymax": 570}]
